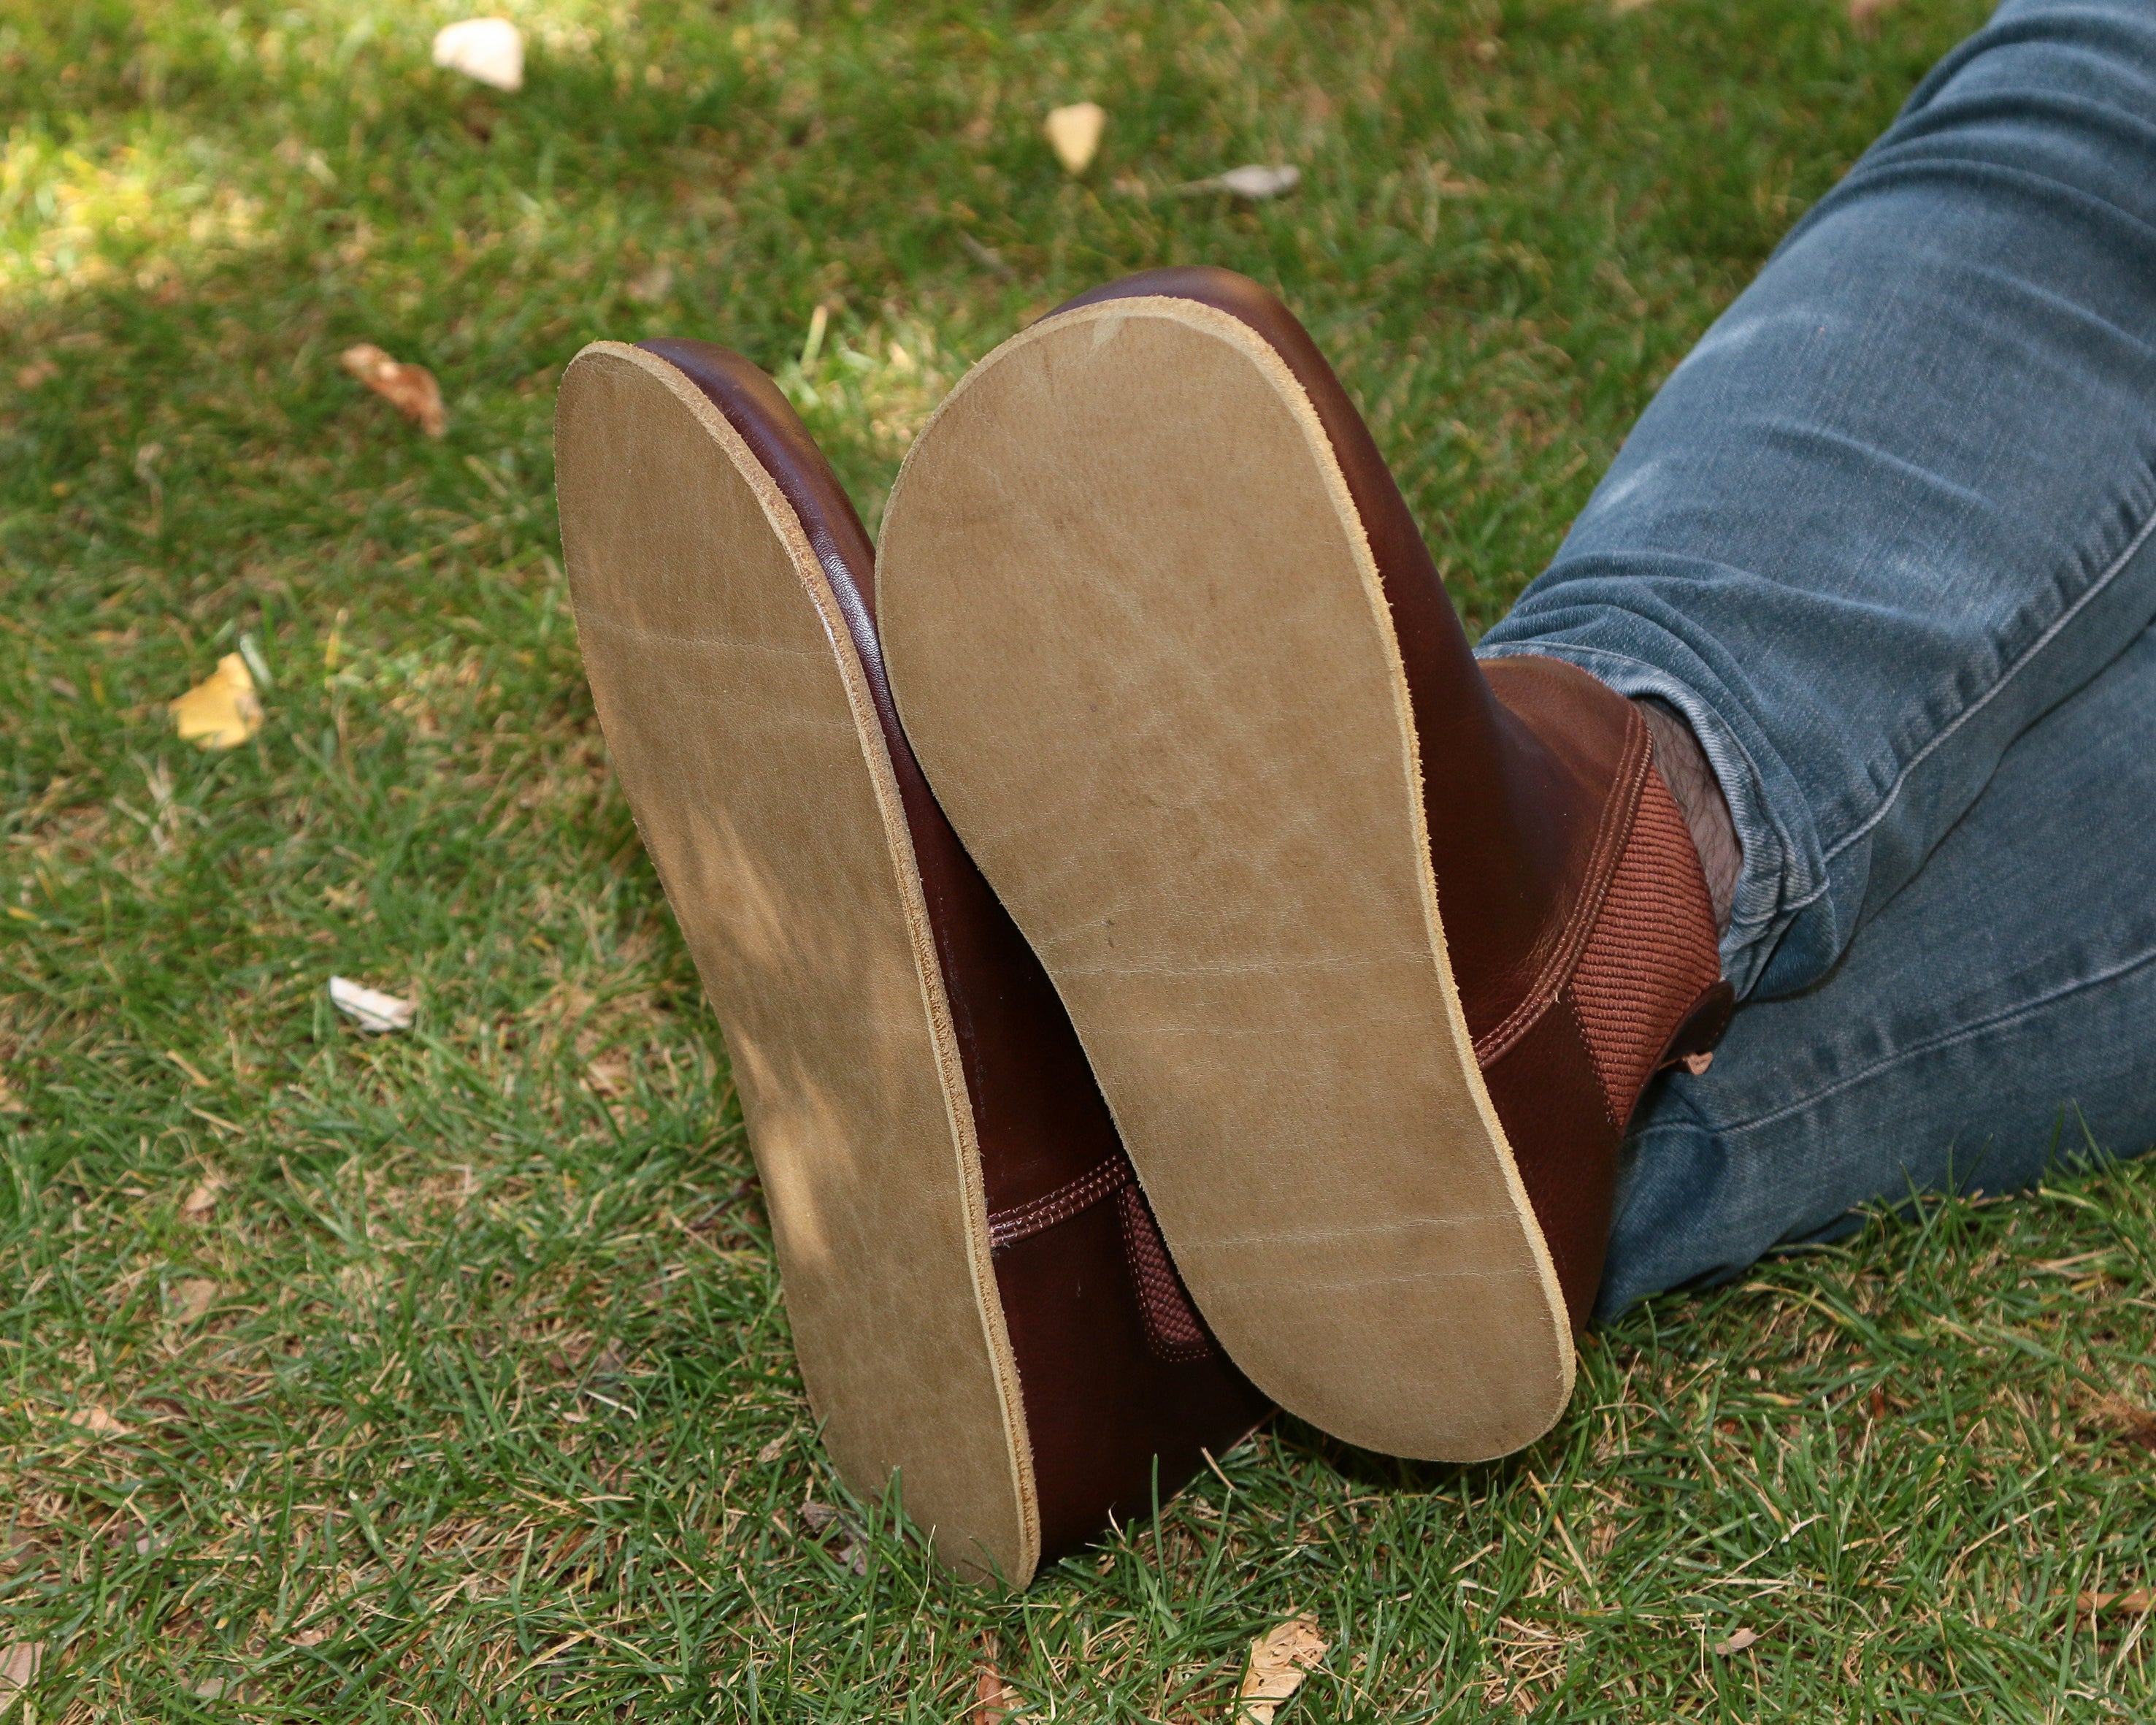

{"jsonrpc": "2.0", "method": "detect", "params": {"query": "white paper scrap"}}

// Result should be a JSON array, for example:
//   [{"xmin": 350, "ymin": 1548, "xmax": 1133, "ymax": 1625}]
[
  {"xmin": 432, "ymin": 18, "xmax": 524, "ymax": 92},
  {"xmin": 1181, "ymin": 164, "xmax": 1302, "ymax": 200},
  {"xmin": 329, "ymin": 976, "xmax": 415, "ymax": 1033}
]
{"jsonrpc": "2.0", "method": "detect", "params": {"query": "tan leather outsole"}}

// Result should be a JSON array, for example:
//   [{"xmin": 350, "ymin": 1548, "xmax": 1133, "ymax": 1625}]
[
  {"xmin": 878, "ymin": 299, "xmax": 1573, "ymax": 1461},
  {"xmin": 555, "ymin": 343, "xmax": 1038, "ymax": 1580}
]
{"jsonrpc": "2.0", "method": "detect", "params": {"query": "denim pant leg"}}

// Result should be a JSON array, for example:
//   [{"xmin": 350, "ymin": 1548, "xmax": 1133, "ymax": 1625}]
[
  {"xmin": 1597, "ymin": 618, "xmax": 2156, "ymax": 1316},
  {"xmin": 1477, "ymin": 0, "xmax": 2156, "ymax": 1003}
]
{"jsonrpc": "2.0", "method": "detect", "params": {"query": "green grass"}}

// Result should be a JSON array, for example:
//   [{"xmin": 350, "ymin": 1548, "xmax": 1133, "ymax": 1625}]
[{"xmin": 4, "ymin": 0, "xmax": 2154, "ymax": 1716}]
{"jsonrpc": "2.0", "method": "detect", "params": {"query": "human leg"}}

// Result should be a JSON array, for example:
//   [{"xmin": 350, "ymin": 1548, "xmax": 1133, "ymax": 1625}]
[
  {"xmin": 1601, "ymin": 613, "xmax": 2156, "ymax": 1315},
  {"xmin": 869, "ymin": 0, "xmax": 2156, "ymax": 1457},
  {"xmin": 1479, "ymin": 0, "xmax": 2156, "ymax": 1001}
]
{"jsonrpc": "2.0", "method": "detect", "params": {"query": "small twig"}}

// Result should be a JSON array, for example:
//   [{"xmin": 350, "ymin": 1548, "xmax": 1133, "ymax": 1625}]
[{"xmin": 957, "ymin": 231, "xmax": 1016, "ymax": 278}]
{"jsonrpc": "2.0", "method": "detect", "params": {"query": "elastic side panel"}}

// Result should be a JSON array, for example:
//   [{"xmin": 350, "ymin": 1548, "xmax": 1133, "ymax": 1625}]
[
  {"xmin": 1114, "ymin": 1186, "xmax": 1215, "ymax": 1363},
  {"xmin": 1565, "ymin": 765, "xmax": 1724, "ymax": 1122}
]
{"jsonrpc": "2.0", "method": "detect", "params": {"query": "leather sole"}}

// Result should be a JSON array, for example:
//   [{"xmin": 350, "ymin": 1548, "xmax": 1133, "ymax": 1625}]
[
  {"xmin": 555, "ymin": 343, "xmax": 1037, "ymax": 1578},
  {"xmin": 878, "ymin": 298, "xmax": 1574, "ymax": 1461}
]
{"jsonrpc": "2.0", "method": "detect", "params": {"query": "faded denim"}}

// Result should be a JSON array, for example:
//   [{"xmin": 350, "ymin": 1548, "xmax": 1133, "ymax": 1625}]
[{"xmin": 1473, "ymin": 0, "xmax": 2156, "ymax": 1314}]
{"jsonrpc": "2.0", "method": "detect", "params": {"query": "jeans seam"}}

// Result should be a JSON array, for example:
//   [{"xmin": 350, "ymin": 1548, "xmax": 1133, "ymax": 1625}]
[
  {"xmin": 1713, "ymin": 933, "xmax": 2156, "ymax": 1137},
  {"xmin": 1779, "ymin": 478, "xmax": 2156, "ymax": 916}
]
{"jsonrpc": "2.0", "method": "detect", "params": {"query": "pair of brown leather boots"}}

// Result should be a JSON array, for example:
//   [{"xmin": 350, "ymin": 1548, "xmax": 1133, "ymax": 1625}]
[{"xmin": 553, "ymin": 268, "xmax": 1733, "ymax": 1583}]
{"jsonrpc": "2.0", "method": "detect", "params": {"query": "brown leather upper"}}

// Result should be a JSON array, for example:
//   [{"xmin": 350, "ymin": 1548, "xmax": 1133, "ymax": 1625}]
[
  {"xmin": 637, "ymin": 339, "xmax": 1267, "ymax": 1561},
  {"xmin": 1045, "ymin": 274, "xmax": 1733, "ymax": 1324}
]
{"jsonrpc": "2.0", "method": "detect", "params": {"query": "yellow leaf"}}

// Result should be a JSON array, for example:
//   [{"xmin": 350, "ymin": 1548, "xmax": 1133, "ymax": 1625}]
[
  {"xmin": 1237, "ymin": 1615, "xmax": 1328, "ymax": 1724},
  {"xmin": 169, "ymin": 654, "xmax": 264, "ymax": 750},
  {"xmin": 1044, "ymin": 102, "xmax": 1105, "ymax": 175},
  {"xmin": 340, "ymin": 343, "xmax": 448, "ymax": 437}
]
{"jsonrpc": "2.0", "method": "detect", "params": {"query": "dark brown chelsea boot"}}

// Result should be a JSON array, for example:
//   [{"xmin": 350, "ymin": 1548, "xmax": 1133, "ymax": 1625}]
[
  {"xmin": 875, "ymin": 269, "xmax": 1732, "ymax": 1464},
  {"xmin": 553, "ymin": 338, "xmax": 1269, "ymax": 1583}
]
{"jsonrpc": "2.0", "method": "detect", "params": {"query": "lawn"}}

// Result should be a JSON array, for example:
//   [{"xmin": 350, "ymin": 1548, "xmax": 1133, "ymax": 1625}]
[{"xmin": 4, "ymin": 0, "xmax": 2154, "ymax": 1717}]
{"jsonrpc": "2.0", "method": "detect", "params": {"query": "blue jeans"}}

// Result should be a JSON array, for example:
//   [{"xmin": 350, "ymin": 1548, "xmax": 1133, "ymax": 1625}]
[{"xmin": 1476, "ymin": 0, "xmax": 2156, "ymax": 1317}]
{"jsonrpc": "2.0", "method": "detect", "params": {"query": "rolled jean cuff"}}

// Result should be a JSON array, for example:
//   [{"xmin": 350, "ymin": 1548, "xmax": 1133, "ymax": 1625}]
[{"xmin": 1474, "ymin": 636, "xmax": 1794, "ymax": 1000}]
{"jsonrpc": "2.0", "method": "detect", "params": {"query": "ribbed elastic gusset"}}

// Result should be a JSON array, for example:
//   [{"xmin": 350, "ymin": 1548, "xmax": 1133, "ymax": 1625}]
[
  {"xmin": 1567, "ymin": 766, "xmax": 1724, "ymax": 1122},
  {"xmin": 1115, "ymin": 1185, "xmax": 1214, "ymax": 1362}
]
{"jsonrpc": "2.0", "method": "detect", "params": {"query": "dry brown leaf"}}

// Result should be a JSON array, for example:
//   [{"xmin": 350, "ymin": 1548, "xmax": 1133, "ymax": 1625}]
[
  {"xmin": 972, "ymin": 1664, "xmax": 1012, "ymax": 1725},
  {"xmin": 1044, "ymin": 102, "xmax": 1105, "ymax": 175},
  {"xmin": 288, "ymin": 1626, "xmax": 330, "ymax": 1648},
  {"xmin": 2088, "ymin": 1393, "xmax": 2156, "ymax": 1452},
  {"xmin": 0, "ymin": 1072, "xmax": 26, "ymax": 1117},
  {"xmin": 174, "ymin": 1277, "xmax": 220, "ymax": 1322},
  {"xmin": 799, "ymin": 1501, "xmax": 867, "ymax": 1573},
  {"xmin": 181, "ymin": 1179, "xmax": 223, "ymax": 1218},
  {"xmin": 586, "ymin": 1051, "xmax": 632, "ymax": 1097},
  {"xmin": 1849, "ymin": 0, "xmax": 1900, "ymax": 28},
  {"xmin": 73, "ymin": 1405, "xmax": 133, "ymax": 1439},
  {"xmin": 1712, "ymin": 1626, "xmax": 1759, "ymax": 1656},
  {"xmin": 170, "ymin": 653, "xmax": 264, "ymax": 750},
  {"xmin": 1238, "ymin": 1615, "xmax": 1328, "ymax": 1724},
  {"xmin": 340, "ymin": 343, "xmax": 447, "ymax": 437},
  {"xmin": 0, "ymin": 1642, "xmax": 42, "ymax": 1713},
  {"xmin": 2079, "ymin": 1589, "xmax": 2156, "ymax": 1617},
  {"xmin": 755, "ymin": 1434, "xmax": 789, "ymax": 1465},
  {"xmin": 14, "ymin": 359, "xmax": 57, "ymax": 390}
]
